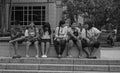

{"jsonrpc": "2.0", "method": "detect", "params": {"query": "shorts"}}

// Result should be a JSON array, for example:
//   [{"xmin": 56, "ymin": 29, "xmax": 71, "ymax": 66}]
[
  {"xmin": 41, "ymin": 39, "xmax": 51, "ymax": 43},
  {"xmin": 26, "ymin": 37, "xmax": 38, "ymax": 42},
  {"xmin": 90, "ymin": 41, "xmax": 100, "ymax": 48},
  {"xmin": 81, "ymin": 39, "xmax": 88, "ymax": 48}
]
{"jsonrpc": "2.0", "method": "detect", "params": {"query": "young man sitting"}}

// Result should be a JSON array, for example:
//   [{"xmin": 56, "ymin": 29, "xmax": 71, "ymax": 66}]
[
  {"xmin": 9, "ymin": 27, "xmax": 25, "ymax": 58},
  {"xmin": 81, "ymin": 21, "xmax": 101, "ymax": 58}
]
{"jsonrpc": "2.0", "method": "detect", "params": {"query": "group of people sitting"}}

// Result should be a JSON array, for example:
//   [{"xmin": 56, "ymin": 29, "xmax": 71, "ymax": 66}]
[{"xmin": 9, "ymin": 20, "xmax": 101, "ymax": 59}]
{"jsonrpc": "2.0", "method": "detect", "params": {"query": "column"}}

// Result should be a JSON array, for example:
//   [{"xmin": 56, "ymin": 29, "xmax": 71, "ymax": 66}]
[
  {"xmin": 1, "ymin": 0, "xmax": 6, "ymax": 32},
  {"xmin": 48, "ymin": 0, "xmax": 57, "ymax": 30},
  {"xmin": 55, "ymin": 0, "xmax": 62, "ymax": 27}
]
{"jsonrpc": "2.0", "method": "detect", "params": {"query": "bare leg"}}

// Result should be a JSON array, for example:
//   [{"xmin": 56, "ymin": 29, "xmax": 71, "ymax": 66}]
[
  {"xmin": 76, "ymin": 40, "xmax": 83, "ymax": 57},
  {"xmin": 26, "ymin": 41, "xmax": 31, "ymax": 57},
  {"xmin": 90, "ymin": 47, "xmax": 99, "ymax": 58},
  {"xmin": 83, "ymin": 47, "xmax": 90, "ymax": 57},
  {"xmin": 45, "ymin": 42, "xmax": 50, "ymax": 57},
  {"xmin": 10, "ymin": 42, "xmax": 17, "ymax": 56},
  {"xmin": 34, "ymin": 41, "xmax": 39, "ymax": 58},
  {"xmin": 67, "ymin": 40, "xmax": 74, "ymax": 57},
  {"xmin": 14, "ymin": 42, "xmax": 18, "ymax": 56},
  {"xmin": 41, "ymin": 42, "xmax": 45, "ymax": 56}
]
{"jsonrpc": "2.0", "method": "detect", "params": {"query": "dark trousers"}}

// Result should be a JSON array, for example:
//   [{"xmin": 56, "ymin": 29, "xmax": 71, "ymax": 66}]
[{"xmin": 54, "ymin": 39, "xmax": 66, "ymax": 55}]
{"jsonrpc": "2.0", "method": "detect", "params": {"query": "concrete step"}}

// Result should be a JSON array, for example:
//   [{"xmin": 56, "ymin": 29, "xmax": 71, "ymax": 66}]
[
  {"xmin": 1, "ymin": 70, "xmax": 120, "ymax": 73},
  {"xmin": 0, "ymin": 63, "xmax": 120, "ymax": 72},
  {"xmin": 0, "ymin": 58, "xmax": 120, "ymax": 65},
  {"xmin": 0, "ymin": 37, "xmax": 10, "ymax": 42}
]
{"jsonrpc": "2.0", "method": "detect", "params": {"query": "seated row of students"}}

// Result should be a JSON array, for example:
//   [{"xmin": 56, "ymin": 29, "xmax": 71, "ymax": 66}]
[
  {"xmin": 10, "ymin": 22, "xmax": 51, "ymax": 58},
  {"xmin": 10, "ymin": 20, "xmax": 101, "ymax": 59},
  {"xmin": 54, "ymin": 20, "xmax": 101, "ymax": 58}
]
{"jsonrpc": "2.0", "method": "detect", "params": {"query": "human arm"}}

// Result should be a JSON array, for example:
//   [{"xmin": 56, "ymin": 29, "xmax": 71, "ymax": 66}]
[
  {"xmin": 34, "ymin": 28, "xmax": 40, "ymax": 39},
  {"xmin": 67, "ymin": 28, "xmax": 78, "ymax": 40},
  {"xmin": 93, "ymin": 27, "xmax": 101, "ymax": 40}
]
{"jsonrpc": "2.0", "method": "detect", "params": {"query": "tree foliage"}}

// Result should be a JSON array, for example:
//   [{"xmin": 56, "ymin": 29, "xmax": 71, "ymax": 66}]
[{"xmin": 62, "ymin": 0, "xmax": 120, "ymax": 29}]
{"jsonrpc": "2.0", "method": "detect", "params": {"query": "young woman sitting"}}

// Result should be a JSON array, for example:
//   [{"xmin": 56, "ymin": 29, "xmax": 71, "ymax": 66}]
[
  {"xmin": 54, "ymin": 20, "xmax": 67, "ymax": 58},
  {"xmin": 25, "ymin": 22, "xmax": 39, "ymax": 58},
  {"xmin": 41, "ymin": 22, "xmax": 51, "ymax": 58}
]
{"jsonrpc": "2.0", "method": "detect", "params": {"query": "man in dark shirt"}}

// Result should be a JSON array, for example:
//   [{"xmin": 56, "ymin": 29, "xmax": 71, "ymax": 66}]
[{"xmin": 9, "ymin": 27, "xmax": 25, "ymax": 58}]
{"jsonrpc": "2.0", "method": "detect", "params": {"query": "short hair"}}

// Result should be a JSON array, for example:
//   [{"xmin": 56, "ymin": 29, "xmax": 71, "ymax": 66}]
[
  {"xmin": 69, "ymin": 21, "xmax": 77, "ymax": 27},
  {"xmin": 84, "ymin": 21, "xmax": 93, "ymax": 30}
]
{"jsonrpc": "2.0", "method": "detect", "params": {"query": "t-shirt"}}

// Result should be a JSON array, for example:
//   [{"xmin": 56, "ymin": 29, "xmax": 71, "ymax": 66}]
[
  {"xmin": 55, "ymin": 26, "xmax": 68, "ymax": 39},
  {"xmin": 42, "ymin": 31, "xmax": 50, "ymax": 39},
  {"xmin": 81, "ymin": 27, "xmax": 101, "ymax": 39},
  {"xmin": 67, "ymin": 27, "xmax": 80, "ymax": 37},
  {"xmin": 25, "ymin": 27, "xmax": 39, "ymax": 37},
  {"xmin": 80, "ymin": 28, "xmax": 86, "ymax": 38},
  {"xmin": 11, "ymin": 27, "xmax": 24, "ymax": 40}
]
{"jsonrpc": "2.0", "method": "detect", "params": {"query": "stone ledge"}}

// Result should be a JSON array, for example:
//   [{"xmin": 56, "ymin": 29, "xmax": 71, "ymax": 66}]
[{"xmin": 0, "ymin": 42, "xmax": 101, "ymax": 58}]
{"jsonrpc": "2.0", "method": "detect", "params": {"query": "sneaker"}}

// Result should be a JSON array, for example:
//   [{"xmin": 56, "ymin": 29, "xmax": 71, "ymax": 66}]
[
  {"xmin": 44, "ymin": 55, "xmax": 47, "ymax": 58},
  {"xmin": 42, "ymin": 55, "xmax": 45, "ymax": 58},
  {"xmin": 12, "ymin": 55, "xmax": 21, "ymax": 59},
  {"xmin": 35, "ymin": 55, "xmax": 39, "ymax": 58},
  {"xmin": 78, "ymin": 55, "xmax": 84, "ymax": 58},
  {"xmin": 67, "ymin": 55, "xmax": 72, "ymax": 58},
  {"xmin": 26, "ymin": 55, "xmax": 29, "ymax": 58},
  {"xmin": 58, "ymin": 55, "xmax": 62, "ymax": 58},
  {"xmin": 88, "ymin": 56, "xmax": 97, "ymax": 59}
]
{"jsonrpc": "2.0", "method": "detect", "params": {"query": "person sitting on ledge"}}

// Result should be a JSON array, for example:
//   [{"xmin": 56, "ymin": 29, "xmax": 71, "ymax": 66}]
[
  {"xmin": 41, "ymin": 22, "xmax": 51, "ymax": 58},
  {"xmin": 81, "ymin": 21, "xmax": 101, "ymax": 59},
  {"xmin": 67, "ymin": 22, "xmax": 83, "ymax": 58},
  {"xmin": 54, "ymin": 20, "xmax": 67, "ymax": 58},
  {"xmin": 9, "ymin": 26, "xmax": 25, "ymax": 59},
  {"xmin": 25, "ymin": 22, "xmax": 40, "ymax": 58}
]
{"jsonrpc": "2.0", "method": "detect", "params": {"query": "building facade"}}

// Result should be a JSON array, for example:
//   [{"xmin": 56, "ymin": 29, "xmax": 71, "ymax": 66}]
[{"xmin": 0, "ymin": 0, "xmax": 63, "ymax": 32}]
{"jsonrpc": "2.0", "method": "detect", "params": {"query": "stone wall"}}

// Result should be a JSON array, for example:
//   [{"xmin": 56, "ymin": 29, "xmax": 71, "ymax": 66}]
[{"xmin": 0, "ymin": 42, "xmax": 100, "ymax": 58}]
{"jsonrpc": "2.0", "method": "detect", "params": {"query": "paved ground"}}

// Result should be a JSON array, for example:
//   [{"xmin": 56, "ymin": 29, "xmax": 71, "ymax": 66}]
[
  {"xmin": 101, "ymin": 47, "xmax": 120, "ymax": 60},
  {"xmin": 75, "ymin": 72, "xmax": 120, "ymax": 73},
  {"xmin": 74, "ymin": 72, "xmax": 120, "ymax": 73}
]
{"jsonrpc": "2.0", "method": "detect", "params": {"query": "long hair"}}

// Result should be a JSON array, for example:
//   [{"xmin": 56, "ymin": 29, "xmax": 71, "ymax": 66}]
[
  {"xmin": 58, "ymin": 20, "xmax": 65, "ymax": 36},
  {"xmin": 43, "ymin": 22, "xmax": 51, "ymax": 35}
]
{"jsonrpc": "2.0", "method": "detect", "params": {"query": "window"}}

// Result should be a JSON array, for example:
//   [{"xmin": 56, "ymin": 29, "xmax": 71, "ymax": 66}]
[{"xmin": 11, "ymin": 5, "xmax": 46, "ymax": 26}]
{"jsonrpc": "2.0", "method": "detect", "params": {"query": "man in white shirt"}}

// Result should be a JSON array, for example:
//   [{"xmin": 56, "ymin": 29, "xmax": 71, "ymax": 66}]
[{"xmin": 81, "ymin": 21, "xmax": 101, "ymax": 58}]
